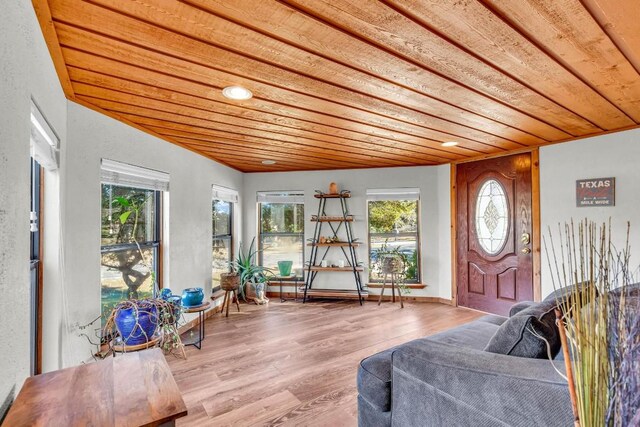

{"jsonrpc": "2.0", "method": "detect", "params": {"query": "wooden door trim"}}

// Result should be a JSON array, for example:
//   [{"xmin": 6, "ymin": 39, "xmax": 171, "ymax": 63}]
[
  {"xmin": 450, "ymin": 163, "xmax": 458, "ymax": 307},
  {"xmin": 531, "ymin": 149, "xmax": 542, "ymax": 301},
  {"xmin": 450, "ymin": 149, "xmax": 541, "ymax": 306}
]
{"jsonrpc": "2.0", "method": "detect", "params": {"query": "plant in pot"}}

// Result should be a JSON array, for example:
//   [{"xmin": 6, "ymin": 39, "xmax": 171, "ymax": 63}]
[
  {"xmin": 102, "ymin": 298, "xmax": 184, "ymax": 357},
  {"xmin": 231, "ymin": 238, "xmax": 274, "ymax": 305}
]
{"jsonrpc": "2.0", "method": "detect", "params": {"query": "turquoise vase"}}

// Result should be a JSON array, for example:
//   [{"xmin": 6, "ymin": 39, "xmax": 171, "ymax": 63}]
[
  {"xmin": 278, "ymin": 260, "xmax": 293, "ymax": 277},
  {"xmin": 181, "ymin": 287, "xmax": 204, "ymax": 307}
]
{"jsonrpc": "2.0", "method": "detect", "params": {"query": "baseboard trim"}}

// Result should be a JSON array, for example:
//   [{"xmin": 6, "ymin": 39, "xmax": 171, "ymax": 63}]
[{"xmin": 266, "ymin": 291, "xmax": 452, "ymax": 305}]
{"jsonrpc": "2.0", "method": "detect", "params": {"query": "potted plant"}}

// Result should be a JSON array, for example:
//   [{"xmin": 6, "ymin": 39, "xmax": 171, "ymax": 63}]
[
  {"xmin": 231, "ymin": 238, "xmax": 273, "ymax": 304},
  {"xmin": 102, "ymin": 298, "xmax": 184, "ymax": 357}
]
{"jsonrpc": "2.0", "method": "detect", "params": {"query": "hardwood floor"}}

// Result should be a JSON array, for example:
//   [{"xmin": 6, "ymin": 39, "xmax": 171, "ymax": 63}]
[{"xmin": 167, "ymin": 300, "xmax": 483, "ymax": 426}]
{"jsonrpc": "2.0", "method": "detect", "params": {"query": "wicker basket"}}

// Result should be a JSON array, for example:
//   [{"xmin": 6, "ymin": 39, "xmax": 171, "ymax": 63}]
[
  {"xmin": 381, "ymin": 255, "xmax": 404, "ymax": 274},
  {"xmin": 220, "ymin": 272, "xmax": 240, "ymax": 291}
]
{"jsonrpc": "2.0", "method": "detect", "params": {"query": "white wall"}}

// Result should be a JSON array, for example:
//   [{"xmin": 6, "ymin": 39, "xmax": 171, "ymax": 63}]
[
  {"xmin": 56, "ymin": 103, "xmax": 243, "ymax": 369},
  {"xmin": 539, "ymin": 128, "xmax": 640, "ymax": 298},
  {"xmin": 243, "ymin": 165, "xmax": 452, "ymax": 299},
  {"xmin": 0, "ymin": 0, "xmax": 68, "ymax": 417}
]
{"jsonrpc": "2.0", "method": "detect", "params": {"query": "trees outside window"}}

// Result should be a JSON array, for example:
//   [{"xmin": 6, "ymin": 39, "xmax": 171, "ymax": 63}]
[
  {"xmin": 258, "ymin": 202, "xmax": 304, "ymax": 279},
  {"xmin": 100, "ymin": 184, "xmax": 160, "ymax": 325},
  {"xmin": 212, "ymin": 199, "xmax": 233, "ymax": 290},
  {"xmin": 368, "ymin": 199, "xmax": 420, "ymax": 283}
]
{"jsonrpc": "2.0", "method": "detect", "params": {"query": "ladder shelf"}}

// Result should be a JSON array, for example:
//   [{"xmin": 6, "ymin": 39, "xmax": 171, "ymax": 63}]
[{"xmin": 304, "ymin": 190, "xmax": 365, "ymax": 305}]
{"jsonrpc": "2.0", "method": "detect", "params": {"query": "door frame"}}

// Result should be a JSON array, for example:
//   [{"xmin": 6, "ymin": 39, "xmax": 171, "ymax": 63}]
[{"xmin": 450, "ymin": 149, "xmax": 541, "ymax": 307}]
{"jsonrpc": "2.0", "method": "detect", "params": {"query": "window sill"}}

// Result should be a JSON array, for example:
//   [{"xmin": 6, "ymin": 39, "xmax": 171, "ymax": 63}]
[{"xmin": 366, "ymin": 283, "xmax": 426, "ymax": 289}]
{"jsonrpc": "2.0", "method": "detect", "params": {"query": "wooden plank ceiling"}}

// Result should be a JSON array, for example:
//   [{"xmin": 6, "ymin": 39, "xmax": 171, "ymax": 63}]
[{"xmin": 35, "ymin": 0, "xmax": 640, "ymax": 172}]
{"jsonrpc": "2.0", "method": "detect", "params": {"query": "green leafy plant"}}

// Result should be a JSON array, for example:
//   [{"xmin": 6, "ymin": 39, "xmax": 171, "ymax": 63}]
[{"xmin": 231, "ymin": 237, "xmax": 274, "ymax": 301}]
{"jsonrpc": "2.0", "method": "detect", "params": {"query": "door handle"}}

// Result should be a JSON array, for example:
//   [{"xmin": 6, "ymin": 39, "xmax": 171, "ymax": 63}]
[{"xmin": 521, "ymin": 247, "xmax": 531, "ymax": 254}]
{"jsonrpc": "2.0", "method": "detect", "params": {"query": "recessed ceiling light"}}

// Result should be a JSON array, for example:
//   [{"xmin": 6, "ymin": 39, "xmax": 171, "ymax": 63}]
[
  {"xmin": 441, "ymin": 141, "xmax": 458, "ymax": 147},
  {"xmin": 222, "ymin": 85, "xmax": 253, "ymax": 100},
  {"xmin": 261, "ymin": 160, "xmax": 276, "ymax": 165}
]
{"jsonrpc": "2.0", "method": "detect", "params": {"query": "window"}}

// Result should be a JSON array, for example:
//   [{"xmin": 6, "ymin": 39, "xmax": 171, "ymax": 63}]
[
  {"xmin": 212, "ymin": 186, "xmax": 238, "ymax": 290},
  {"xmin": 100, "ymin": 160, "xmax": 168, "ymax": 326},
  {"xmin": 257, "ymin": 192, "xmax": 304, "ymax": 279},
  {"xmin": 29, "ymin": 100, "xmax": 58, "ymax": 375},
  {"xmin": 367, "ymin": 188, "xmax": 420, "ymax": 283}
]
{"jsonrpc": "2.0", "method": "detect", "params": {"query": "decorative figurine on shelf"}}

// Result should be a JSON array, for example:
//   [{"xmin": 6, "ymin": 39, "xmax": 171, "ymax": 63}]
[{"xmin": 329, "ymin": 182, "xmax": 338, "ymax": 194}]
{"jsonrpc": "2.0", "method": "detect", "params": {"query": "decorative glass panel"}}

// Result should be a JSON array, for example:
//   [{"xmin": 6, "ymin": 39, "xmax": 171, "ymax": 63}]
[{"xmin": 475, "ymin": 179, "xmax": 509, "ymax": 255}]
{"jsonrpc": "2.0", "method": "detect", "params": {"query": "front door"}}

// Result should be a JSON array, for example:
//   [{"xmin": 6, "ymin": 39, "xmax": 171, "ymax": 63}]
[{"xmin": 456, "ymin": 153, "xmax": 534, "ymax": 315}]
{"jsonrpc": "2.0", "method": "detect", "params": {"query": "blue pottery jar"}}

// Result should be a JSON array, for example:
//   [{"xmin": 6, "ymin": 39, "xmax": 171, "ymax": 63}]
[
  {"xmin": 160, "ymin": 288, "xmax": 173, "ymax": 300},
  {"xmin": 115, "ymin": 301, "xmax": 158, "ymax": 345},
  {"xmin": 167, "ymin": 295, "xmax": 182, "ymax": 321},
  {"xmin": 181, "ymin": 287, "xmax": 204, "ymax": 307}
]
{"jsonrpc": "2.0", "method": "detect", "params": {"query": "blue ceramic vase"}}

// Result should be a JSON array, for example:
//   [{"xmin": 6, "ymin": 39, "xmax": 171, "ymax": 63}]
[
  {"xmin": 160, "ymin": 288, "xmax": 173, "ymax": 300},
  {"xmin": 181, "ymin": 287, "xmax": 204, "ymax": 307},
  {"xmin": 115, "ymin": 301, "xmax": 158, "ymax": 345},
  {"xmin": 167, "ymin": 295, "xmax": 182, "ymax": 323}
]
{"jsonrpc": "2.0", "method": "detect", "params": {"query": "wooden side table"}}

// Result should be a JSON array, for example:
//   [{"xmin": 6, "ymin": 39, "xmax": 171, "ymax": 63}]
[
  {"xmin": 377, "ymin": 272, "xmax": 404, "ymax": 308},
  {"xmin": 181, "ymin": 301, "xmax": 210, "ymax": 350},
  {"xmin": 3, "ymin": 349, "xmax": 187, "ymax": 426}
]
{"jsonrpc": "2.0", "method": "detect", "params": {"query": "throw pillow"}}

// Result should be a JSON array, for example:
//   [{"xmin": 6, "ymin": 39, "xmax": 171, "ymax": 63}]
[{"xmin": 484, "ymin": 300, "xmax": 560, "ymax": 359}]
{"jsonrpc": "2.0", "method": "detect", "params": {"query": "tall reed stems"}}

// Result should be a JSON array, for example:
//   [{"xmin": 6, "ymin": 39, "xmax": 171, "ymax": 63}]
[{"xmin": 544, "ymin": 220, "xmax": 637, "ymax": 426}]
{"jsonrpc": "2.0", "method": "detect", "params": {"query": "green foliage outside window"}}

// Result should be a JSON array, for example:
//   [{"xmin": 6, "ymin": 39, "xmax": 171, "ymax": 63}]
[
  {"xmin": 368, "ymin": 200, "xmax": 420, "ymax": 284},
  {"xmin": 368, "ymin": 200, "xmax": 418, "ymax": 233},
  {"xmin": 260, "ymin": 203, "xmax": 304, "ymax": 233}
]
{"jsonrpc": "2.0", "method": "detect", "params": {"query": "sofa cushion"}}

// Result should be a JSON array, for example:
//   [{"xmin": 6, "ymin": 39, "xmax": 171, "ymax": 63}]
[
  {"xmin": 509, "ymin": 301, "xmax": 536, "ymax": 317},
  {"xmin": 543, "ymin": 281, "xmax": 596, "ymax": 306},
  {"xmin": 357, "ymin": 317, "xmax": 501, "ymax": 412},
  {"xmin": 477, "ymin": 314, "xmax": 508, "ymax": 327},
  {"xmin": 428, "ymin": 317, "xmax": 503, "ymax": 349},
  {"xmin": 484, "ymin": 300, "xmax": 560, "ymax": 359}
]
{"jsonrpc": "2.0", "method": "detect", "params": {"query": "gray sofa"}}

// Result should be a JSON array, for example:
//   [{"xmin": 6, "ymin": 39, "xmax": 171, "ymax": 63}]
[{"xmin": 357, "ymin": 300, "xmax": 572, "ymax": 426}]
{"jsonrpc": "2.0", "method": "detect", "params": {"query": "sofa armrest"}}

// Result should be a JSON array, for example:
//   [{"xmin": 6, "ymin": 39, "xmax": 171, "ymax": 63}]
[
  {"xmin": 391, "ymin": 340, "xmax": 572, "ymax": 427},
  {"xmin": 509, "ymin": 300, "xmax": 537, "ymax": 317}
]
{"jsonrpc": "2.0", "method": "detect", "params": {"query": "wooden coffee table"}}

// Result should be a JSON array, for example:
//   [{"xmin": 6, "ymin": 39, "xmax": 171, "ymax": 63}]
[{"xmin": 3, "ymin": 348, "xmax": 187, "ymax": 426}]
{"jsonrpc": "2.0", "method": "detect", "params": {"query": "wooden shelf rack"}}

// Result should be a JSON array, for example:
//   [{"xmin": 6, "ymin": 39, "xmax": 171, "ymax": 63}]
[{"xmin": 304, "ymin": 190, "xmax": 365, "ymax": 304}]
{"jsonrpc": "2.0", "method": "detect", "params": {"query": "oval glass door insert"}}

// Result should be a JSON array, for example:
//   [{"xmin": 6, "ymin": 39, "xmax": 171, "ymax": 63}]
[{"xmin": 475, "ymin": 179, "xmax": 509, "ymax": 255}]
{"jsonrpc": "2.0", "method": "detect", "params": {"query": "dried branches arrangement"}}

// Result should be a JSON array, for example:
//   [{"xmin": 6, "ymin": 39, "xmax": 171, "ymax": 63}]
[
  {"xmin": 544, "ymin": 220, "xmax": 639, "ymax": 427},
  {"xmin": 102, "ymin": 298, "xmax": 185, "ymax": 359}
]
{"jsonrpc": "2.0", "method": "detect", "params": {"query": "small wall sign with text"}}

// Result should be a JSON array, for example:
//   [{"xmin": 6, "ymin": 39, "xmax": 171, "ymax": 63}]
[{"xmin": 576, "ymin": 177, "xmax": 615, "ymax": 207}]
